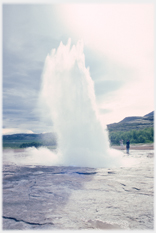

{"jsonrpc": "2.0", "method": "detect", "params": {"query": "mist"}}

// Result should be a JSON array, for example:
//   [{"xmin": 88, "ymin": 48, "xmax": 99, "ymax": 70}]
[{"xmin": 35, "ymin": 39, "xmax": 123, "ymax": 168}]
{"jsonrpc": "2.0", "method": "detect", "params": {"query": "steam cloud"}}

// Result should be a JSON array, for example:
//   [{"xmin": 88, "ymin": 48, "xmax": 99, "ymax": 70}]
[{"xmin": 38, "ymin": 39, "xmax": 123, "ymax": 168}]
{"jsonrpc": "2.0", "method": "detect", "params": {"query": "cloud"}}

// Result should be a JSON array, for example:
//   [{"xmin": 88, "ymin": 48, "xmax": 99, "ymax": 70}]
[
  {"xmin": 2, "ymin": 128, "xmax": 34, "ymax": 135},
  {"xmin": 57, "ymin": 3, "xmax": 154, "ymax": 123},
  {"xmin": 58, "ymin": 3, "xmax": 154, "ymax": 66},
  {"xmin": 2, "ymin": 3, "xmax": 154, "ymax": 132},
  {"xmin": 94, "ymin": 79, "xmax": 123, "ymax": 96},
  {"xmin": 3, "ymin": 4, "xmax": 70, "ymax": 133}
]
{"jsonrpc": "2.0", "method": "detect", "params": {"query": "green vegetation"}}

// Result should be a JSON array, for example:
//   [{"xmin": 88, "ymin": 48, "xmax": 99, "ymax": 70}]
[
  {"xmin": 108, "ymin": 127, "xmax": 154, "ymax": 145},
  {"xmin": 107, "ymin": 111, "xmax": 154, "ymax": 133},
  {"xmin": 19, "ymin": 141, "xmax": 57, "ymax": 149},
  {"xmin": 20, "ymin": 142, "xmax": 43, "ymax": 148}
]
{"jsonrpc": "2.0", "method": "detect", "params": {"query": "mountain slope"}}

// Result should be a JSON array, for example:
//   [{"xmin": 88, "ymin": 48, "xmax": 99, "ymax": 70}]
[{"xmin": 107, "ymin": 111, "xmax": 154, "ymax": 132}]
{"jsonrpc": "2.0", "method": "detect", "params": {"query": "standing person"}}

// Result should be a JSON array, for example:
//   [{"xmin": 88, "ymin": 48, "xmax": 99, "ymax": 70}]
[
  {"xmin": 126, "ymin": 140, "xmax": 130, "ymax": 154},
  {"xmin": 120, "ymin": 139, "xmax": 124, "ymax": 149}
]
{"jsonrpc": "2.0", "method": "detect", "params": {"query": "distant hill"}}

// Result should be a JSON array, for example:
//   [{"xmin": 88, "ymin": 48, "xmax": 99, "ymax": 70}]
[
  {"xmin": 107, "ymin": 111, "xmax": 154, "ymax": 132},
  {"xmin": 3, "ymin": 132, "xmax": 57, "ymax": 149},
  {"xmin": 143, "ymin": 111, "xmax": 154, "ymax": 120},
  {"xmin": 107, "ymin": 111, "xmax": 154, "ymax": 145}
]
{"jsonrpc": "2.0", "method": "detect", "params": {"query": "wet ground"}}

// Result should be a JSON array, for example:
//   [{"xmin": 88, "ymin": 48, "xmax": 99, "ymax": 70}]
[{"xmin": 3, "ymin": 149, "xmax": 154, "ymax": 230}]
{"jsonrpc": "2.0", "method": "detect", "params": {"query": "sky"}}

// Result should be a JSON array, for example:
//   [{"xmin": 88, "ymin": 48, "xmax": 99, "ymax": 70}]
[{"xmin": 2, "ymin": 1, "xmax": 155, "ymax": 134}]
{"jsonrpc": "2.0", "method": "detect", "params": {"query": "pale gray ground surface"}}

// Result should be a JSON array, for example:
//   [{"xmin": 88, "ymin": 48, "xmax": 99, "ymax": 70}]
[{"xmin": 3, "ymin": 149, "xmax": 154, "ymax": 230}]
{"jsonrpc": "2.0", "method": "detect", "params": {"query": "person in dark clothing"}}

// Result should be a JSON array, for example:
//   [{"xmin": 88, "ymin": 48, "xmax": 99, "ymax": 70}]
[{"xmin": 126, "ymin": 140, "xmax": 130, "ymax": 154}]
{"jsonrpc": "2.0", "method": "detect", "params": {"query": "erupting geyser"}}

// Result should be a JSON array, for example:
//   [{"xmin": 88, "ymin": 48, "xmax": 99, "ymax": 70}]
[{"xmin": 40, "ymin": 39, "xmax": 121, "ymax": 167}]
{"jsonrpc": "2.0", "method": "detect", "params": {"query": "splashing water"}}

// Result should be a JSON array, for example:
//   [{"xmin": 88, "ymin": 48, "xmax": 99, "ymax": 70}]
[{"xmin": 38, "ymin": 39, "xmax": 123, "ymax": 168}]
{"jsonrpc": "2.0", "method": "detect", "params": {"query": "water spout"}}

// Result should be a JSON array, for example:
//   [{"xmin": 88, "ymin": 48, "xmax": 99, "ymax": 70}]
[{"xmin": 39, "ymin": 39, "xmax": 122, "ymax": 168}]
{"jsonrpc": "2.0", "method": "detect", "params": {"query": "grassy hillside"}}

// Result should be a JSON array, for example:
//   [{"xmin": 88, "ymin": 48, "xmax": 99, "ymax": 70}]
[
  {"xmin": 107, "ymin": 111, "xmax": 154, "ymax": 145},
  {"xmin": 107, "ymin": 111, "xmax": 154, "ymax": 132}
]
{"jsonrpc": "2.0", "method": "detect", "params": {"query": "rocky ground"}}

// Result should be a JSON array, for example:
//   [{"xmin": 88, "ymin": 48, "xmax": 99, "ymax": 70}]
[
  {"xmin": 2, "ymin": 147, "xmax": 154, "ymax": 230},
  {"xmin": 112, "ymin": 143, "xmax": 154, "ymax": 150}
]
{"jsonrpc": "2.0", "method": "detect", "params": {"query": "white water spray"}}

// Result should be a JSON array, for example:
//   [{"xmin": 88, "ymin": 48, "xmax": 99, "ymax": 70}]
[{"xmin": 39, "ymin": 39, "xmax": 122, "ymax": 168}]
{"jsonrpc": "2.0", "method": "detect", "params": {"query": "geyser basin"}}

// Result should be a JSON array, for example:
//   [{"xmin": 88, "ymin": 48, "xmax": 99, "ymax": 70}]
[{"xmin": 40, "ymin": 39, "xmax": 122, "ymax": 168}]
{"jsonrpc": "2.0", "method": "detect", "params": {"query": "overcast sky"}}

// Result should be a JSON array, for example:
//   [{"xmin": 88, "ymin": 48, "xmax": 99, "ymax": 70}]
[{"xmin": 2, "ymin": 1, "xmax": 154, "ymax": 134}]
